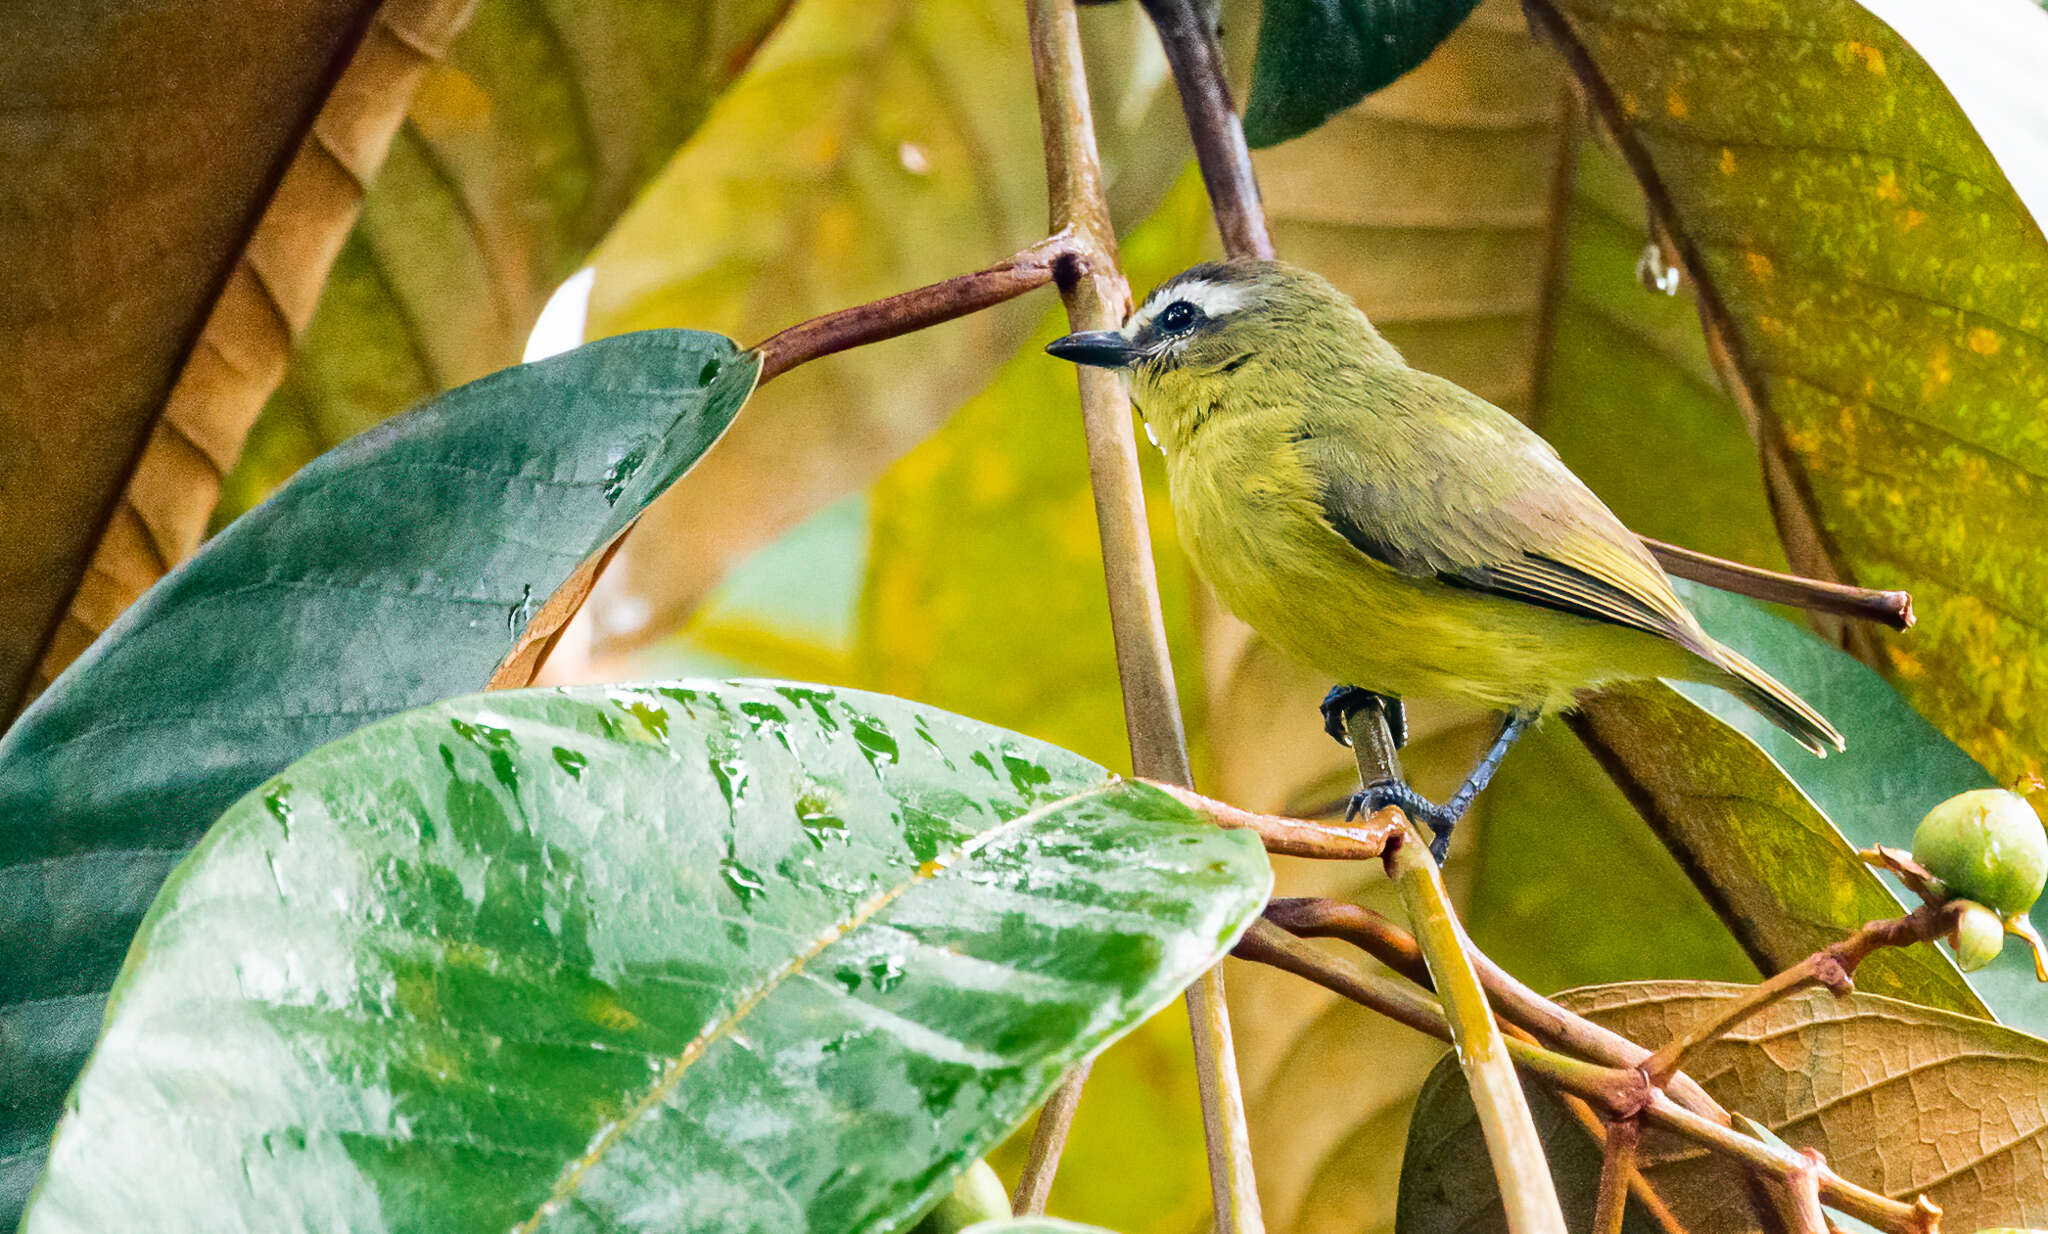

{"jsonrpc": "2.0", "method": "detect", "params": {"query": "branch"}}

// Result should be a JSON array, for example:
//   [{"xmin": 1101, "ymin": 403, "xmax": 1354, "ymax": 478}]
[
  {"xmin": 1643, "ymin": 537, "xmax": 1913, "ymax": 631},
  {"xmin": 1262, "ymin": 897, "xmax": 1724, "ymax": 1121},
  {"xmin": 1146, "ymin": 781, "xmax": 1399, "ymax": 858},
  {"xmin": 751, "ymin": 231, "xmax": 1079, "ymax": 383},
  {"xmin": 1591, "ymin": 1117, "xmax": 1640, "ymax": 1234},
  {"xmin": 1134, "ymin": 0, "xmax": 1274, "ymax": 260},
  {"xmin": 1640, "ymin": 902, "xmax": 1961, "ymax": 1085},
  {"xmin": 1371, "ymin": 797, "xmax": 1568, "ymax": 1234},
  {"xmin": 1021, "ymin": 1, "xmax": 1261, "ymax": 1227},
  {"xmin": 1233, "ymin": 923, "xmax": 1940, "ymax": 1234}
]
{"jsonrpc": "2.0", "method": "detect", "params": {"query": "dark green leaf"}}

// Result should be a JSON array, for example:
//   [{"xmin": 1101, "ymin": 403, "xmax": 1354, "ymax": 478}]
[
  {"xmin": 0, "ymin": 333, "xmax": 757, "ymax": 1221},
  {"xmin": 1244, "ymin": 0, "xmax": 1485, "ymax": 147},
  {"xmin": 20, "ymin": 682, "xmax": 1269, "ymax": 1233},
  {"xmin": 1400, "ymin": 982, "xmax": 2048, "ymax": 1234}
]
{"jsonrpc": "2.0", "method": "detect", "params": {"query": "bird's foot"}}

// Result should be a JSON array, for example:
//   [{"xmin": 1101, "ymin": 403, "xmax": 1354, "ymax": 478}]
[
  {"xmin": 1321, "ymin": 685, "xmax": 1406, "ymax": 749},
  {"xmin": 1345, "ymin": 779, "xmax": 1461, "ymax": 862}
]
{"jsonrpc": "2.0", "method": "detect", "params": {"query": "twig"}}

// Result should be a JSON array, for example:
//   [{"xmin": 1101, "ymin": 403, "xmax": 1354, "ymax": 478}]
[
  {"xmin": 1640, "ymin": 902, "xmax": 1960, "ymax": 1085},
  {"xmin": 1557, "ymin": 1095, "xmax": 1696, "ymax": 1234},
  {"xmin": 1370, "ymin": 795, "xmax": 1568, "ymax": 1234},
  {"xmin": 1233, "ymin": 925, "xmax": 1939, "ymax": 1234},
  {"xmin": 1592, "ymin": 1117, "xmax": 1641, "ymax": 1234},
  {"xmin": 1022, "ymin": 1, "xmax": 1261, "ymax": 1227},
  {"xmin": 750, "ymin": 231, "xmax": 1079, "ymax": 383},
  {"xmin": 1262, "ymin": 897, "xmax": 1725, "ymax": 1120},
  {"xmin": 1012, "ymin": 1059, "xmax": 1091, "ymax": 1215},
  {"xmin": 1145, "ymin": 781, "xmax": 1399, "ymax": 858},
  {"xmin": 1643, "ymin": 537, "xmax": 1913, "ymax": 631},
  {"xmin": 1134, "ymin": 0, "xmax": 1274, "ymax": 260}
]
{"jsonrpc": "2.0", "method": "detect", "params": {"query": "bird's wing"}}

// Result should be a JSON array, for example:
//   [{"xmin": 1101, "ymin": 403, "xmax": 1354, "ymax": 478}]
[{"xmin": 1300, "ymin": 373, "xmax": 1714, "ymax": 656}]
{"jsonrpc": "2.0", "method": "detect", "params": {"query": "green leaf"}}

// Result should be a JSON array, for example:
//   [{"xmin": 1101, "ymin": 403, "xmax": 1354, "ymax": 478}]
[
  {"xmin": 0, "ymin": 333, "xmax": 758, "ymax": 1222},
  {"xmin": 21, "ymin": 682, "xmax": 1269, "ymax": 1233},
  {"xmin": 1244, "ymin": 0, "xmax": 1485, "ymax": 147},
  {"xmin": 1400, "ymin": 981, "xmax": 2048, "ymax": 1234}
]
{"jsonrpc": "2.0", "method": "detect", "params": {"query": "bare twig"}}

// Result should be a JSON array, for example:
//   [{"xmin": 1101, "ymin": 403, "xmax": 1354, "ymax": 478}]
[
  {"xmin": 751, "ymin": 231, "xmax": 1079, "ymax": 383},
  {"xmin": 1146, "ymin": 781, "xmax": 1399, "ymax": 858},
  {"xmin": 1262, "ymin": 898, "xmax": 1725, "ymax": 1120},
  {"xmin": 1021, "ymin": 1, "xmax": 1260, "ymax": 1226},
  {"xmin": 1640, "ymin": 902, "xmax": 1961, "ymax": 1085},
  {"xmin": 1133, "ymin": 0, "xmax": 1274, "ymax": 260},
  {"xmin": 1371, "ymin": 796, "xmax": 1568, "ymax": 1234},
  {"xmin": 1234, "ymin": 925, "xmax": 1939, "ymax": 1234},
  {"xmin": 1643, "ymin": 537, "xmax": 1913, "ymax": 631},
  {"xmin": 1012, "ymin": 1059, "xmax": 1091, "ymax": 1215},
  {"xmin": 1592, "ymin": 1117, "xmax": 1641, "ymax": 1234}
]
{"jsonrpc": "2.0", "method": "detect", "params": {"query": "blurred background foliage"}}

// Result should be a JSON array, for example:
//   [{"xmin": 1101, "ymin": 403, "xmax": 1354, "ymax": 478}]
[{"xmin": 9, "ymin": 0, "xmax": 2048, "ymax": 1229}]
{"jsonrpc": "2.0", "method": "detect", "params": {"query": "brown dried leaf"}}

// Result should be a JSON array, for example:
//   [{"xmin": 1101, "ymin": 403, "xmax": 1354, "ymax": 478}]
[
  {"xmin": 0, "ymin": 0, "xmax": 451, "ymax": 718},
  {"xmin": 1403, "ymin": 981, "xmax": 2048, "ymax": 1234}
]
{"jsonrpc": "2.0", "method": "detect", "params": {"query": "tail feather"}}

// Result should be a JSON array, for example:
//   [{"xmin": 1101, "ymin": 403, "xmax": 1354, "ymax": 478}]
[{"xmin": 1707, "ymin": 642, "xmax": 1845, "ymax": 757}]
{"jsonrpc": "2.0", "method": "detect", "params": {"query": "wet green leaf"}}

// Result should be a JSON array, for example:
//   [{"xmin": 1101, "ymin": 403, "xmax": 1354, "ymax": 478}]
[
  {"xmin": 1244, "ymin": 0, "xmax": 1485, "ymax": 147},
  {"xmin": 20, "ymin": 683, "xmax": 1268, "ymax": 1234},
  {"xmin": 220, "ymin": 0, "xmax": 793, "ymax": 521},
  {"xmin": 0, "ymin": 333, "xmax": 757, "ymax": 1221},
  {"xmin": 1401, "ymin": 981, "xmax": 2048, "ymax": 1234}
]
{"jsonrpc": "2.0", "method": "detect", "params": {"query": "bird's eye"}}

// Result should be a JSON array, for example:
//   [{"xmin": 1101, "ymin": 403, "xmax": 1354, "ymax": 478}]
[{"xmin": 1158, "ymin": 300, "xmax": 1201, "ymax": 333}]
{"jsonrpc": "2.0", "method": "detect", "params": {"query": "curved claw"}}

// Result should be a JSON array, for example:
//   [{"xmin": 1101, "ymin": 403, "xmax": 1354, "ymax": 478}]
[{"xmin": 1346, "ymin": 780, "xmax": 1462, "ymax": 863}]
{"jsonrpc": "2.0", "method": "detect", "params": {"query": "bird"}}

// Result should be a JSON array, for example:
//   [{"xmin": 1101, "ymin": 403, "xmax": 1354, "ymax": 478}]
[{"xmin": 1045, "ymin": 258, "xmax": 1843, "ymax": 859}]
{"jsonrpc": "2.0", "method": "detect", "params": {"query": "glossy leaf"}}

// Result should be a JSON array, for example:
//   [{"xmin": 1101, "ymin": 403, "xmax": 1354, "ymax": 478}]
[
  {"xmin": 1244, "ymin": 0, "xmax": 1485, "ymax": 147},
  {"xmin": 1401, "ymin": 981, "xmax": 2048, "ymax": 1234},
  {"xmin": 1540, "ymin": 0, "xmax": 2048, "ymax": 782},
  {"xmin": 0, "ymin": 333, "xmax": 757, "ymax": 1221},
  {"xmin": 21, "ymin": 683, "xmax": 1269, "ymax": 1233}
]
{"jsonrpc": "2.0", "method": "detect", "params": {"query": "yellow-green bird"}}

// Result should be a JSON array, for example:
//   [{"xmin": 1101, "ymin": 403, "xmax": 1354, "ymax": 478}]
[{"xmin": 1048, "ymin": 259, "xmax": 1843, "ymax": 857}]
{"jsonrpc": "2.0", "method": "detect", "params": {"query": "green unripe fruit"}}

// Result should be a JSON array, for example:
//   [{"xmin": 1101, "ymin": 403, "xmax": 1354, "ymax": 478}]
[
  {"xmin": 1951, "ymin": 900, "xmax": 2007, "ymax": 972},
  {"xmin": 908, "ymin": 1160, "xmax": 1011, "ymax": 1234},
  {"xmin": 1911, "ymin": 788, "xmax": 2048, "ymax": 915}
]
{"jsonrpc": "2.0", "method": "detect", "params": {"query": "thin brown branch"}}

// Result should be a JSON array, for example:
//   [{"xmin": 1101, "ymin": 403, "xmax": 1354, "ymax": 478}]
[
  {"xmin": 1145, "ymin": 781, "xmax": 1399, "ymax": 858},
  {"xmin": 1640, "ymin": 902, "xmax": 1960, "ymax": 1085},
  {"xmin": 1134, "ymin": 0, "xmax": 1274, "ymax": 260},
  {"xmin": 1012, "ymin": 1061, "xmax": 1090, "ymax": 1215},
  {"xmin": 1025, "ymin": 1, "xmax": 1260, "ymax": 1227},
  {"xmin": 1557, "ymin": 1095, "xmax": 1697, "ymax": 1234},
  {"xmin": 1592, "ymin": 1117, "xmax": 1641, "ymax": 1234},
  {"xmin": 1234, "ymin": 924, "xmax": 1939, "ymax": 1234},
  {"xmin": 1643, "ymin": 537, "xmax": 1913, "ymax": 631},
  {"xmin": 1263, "ymin": 897, "xmax": 1724, "ymax": 1121},
  {"xmin": 750, "ymin": 230, "xmax": 1079, "ymax": 383}
]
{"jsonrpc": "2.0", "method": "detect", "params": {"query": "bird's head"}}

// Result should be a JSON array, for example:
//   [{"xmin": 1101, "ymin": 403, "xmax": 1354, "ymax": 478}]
[{"xmin": 1045, "ymin": 259, "xmax": 1400, "ymax": 445}]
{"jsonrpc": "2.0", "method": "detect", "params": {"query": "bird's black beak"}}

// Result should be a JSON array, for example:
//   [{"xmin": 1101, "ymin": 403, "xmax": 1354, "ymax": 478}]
[{"xmin": 1046, "ymin": 330, "xmax": 1139, "ymax": 369}]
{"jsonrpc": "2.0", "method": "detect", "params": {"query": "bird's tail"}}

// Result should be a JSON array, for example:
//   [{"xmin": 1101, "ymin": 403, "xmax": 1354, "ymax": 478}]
[{"xmin": 1702, "ymin": 641, "xmax": 1845, "ymax": 757}]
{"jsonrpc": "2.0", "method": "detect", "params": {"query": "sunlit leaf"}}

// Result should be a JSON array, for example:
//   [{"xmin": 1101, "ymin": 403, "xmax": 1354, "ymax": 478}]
[
  {"xmin": 0, "ymin": 333, "xmax": 757, "ymax": 1222},
  {"xmin": 1536, "ymin": 0, "xmax": 2048, "ymax": 781},
  {"xmin": 1402, "ymin": 981, "xmax": 2048, "ymax": 1234},
  {"xmin": 20, "ymin": 683, "xmax": 1270, "ymax": 1232}
]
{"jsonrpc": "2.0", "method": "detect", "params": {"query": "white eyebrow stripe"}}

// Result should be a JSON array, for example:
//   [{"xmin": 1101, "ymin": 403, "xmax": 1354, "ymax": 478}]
[{"xmin": 1127, "ymin": 278, "xmax": 1256, "ymax": 334}]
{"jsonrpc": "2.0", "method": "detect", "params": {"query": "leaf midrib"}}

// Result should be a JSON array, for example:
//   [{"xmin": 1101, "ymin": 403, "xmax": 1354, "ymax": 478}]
[{"xmin": 511, "ymin": 777, "xmax": 1115, "ymax": 1231}]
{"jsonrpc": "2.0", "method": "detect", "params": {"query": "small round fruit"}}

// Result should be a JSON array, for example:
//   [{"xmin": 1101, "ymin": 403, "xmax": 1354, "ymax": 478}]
[
  {"xmin": 1911, "ymin": 789, "xmax": 2048, "ymax": 915},
  {"xmin": 1951, "ymin": 900, "xmax": 2007, "ymax": 972},
  {"xmin": 908, "ymin": 1160, "xmax": 1010, "ymax": 1234}
]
